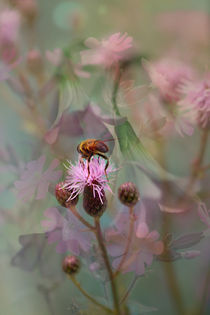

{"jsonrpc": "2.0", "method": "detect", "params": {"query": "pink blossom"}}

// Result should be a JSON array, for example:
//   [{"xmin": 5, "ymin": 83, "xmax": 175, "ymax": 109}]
[
  {"xmin": 142, "ymin": 94, "xmax": 194, "ymax": 137},
  {"xmin": 145, "ymin": 58, "xmax": 195, "ymax": 103},
  {"xmin": 42, "ymin": 207, "xmax": 93, "ymax": 255},
  {"xmin": 106, "ymin": 202, "xmax": 164, "ymax": 275},
  {"xmin": 14, "ymin": 155, "xmax": 62, "ymax": 201},
  {"xmin": 63, "ymin": 157, "xmax": 116, "ymax": 203},
  {"xmin": 179, "ymin": 77, "xmax": 210, "ymax": 129},
  {"xmin": 80, "ymin": 32, "xmax": 133, "ymax": 68},
  {"xmin": 180, "ymin": 250, "xmax": 200, "ymax": 259},
  {"xmin": 0, "ymin": 9, "xmax": 21, "ymax": 45}
]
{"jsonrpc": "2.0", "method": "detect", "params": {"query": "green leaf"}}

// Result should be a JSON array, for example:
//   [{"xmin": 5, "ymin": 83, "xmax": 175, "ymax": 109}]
[{"xmin": 115, "ymin": 119, "xmax": 164, "ymax": 175}]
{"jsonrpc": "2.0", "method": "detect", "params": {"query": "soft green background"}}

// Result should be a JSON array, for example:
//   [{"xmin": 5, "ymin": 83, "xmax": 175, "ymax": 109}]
[{"xmin": 0, "ymin": 0, "xmax": 209, "ymax": 314}]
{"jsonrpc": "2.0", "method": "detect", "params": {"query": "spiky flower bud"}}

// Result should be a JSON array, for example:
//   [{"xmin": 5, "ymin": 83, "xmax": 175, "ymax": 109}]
[
  {"xmin": 62, "ymin": 256, "xmax": 80, "ymax": 275},
  {"xmin": 55, "ymin": 182, "xmax": 79, "ymax": 207},
  {"xmin": 83, "ymin": 181, "xmax": 107, "ymax": 217},
  {"xmin": 118, "ymin": 182, "xmax": 140, "ymax": 207}
]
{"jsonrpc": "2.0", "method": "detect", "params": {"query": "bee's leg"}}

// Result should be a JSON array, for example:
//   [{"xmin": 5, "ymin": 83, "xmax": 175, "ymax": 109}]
[
  {"xmin": 87, "ymin": 155, "xmax": 92, "ymax": 179},
  {"xmin": 79, "ymin": 156, "xmax": 84, "ymax": 167},
  {"xmin": 98, "ymin": 154, "xmax": 109, "ymax": 180}
]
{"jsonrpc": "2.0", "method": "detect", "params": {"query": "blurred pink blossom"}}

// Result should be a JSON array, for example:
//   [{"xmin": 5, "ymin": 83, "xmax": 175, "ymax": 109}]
[
  {"xmin": 142, "ymin": 94, "xmax": 194, "ymax": 137},
  {"xmin": 45, "ymin": 48, "xmax": 63, "ymax": 66},
  {"xmin": 144, "ymin": 58, "xmax": 195, "ymax": 103},
  {"xmin": 46, "ymin": 48, "xmax": 90, "ymax": 78},
  {"xmin": 180, "ymin": 250, "xmax": 200, "ymax": 259},
  {"xmin": 63, "ymin": 157, "xmax": 116, "ymax": 203},
  {"xmin": 179, "ymin": 76, "xmax": 210, "ymax": 129},
  {"xmin": 14, "ymin": 155, "xmax": 62, "ymax": 201},
  {"xmin": 0, "ymin": 9, "xmax": 21, "ymax": 45},
  {"xmin": 80, "ymin": 32, "xmax": 133, "ymax": 68},
  {"xmin": 106, "ymin": 202, "xmax": 164, "ymax": 275},
  {"xmin": 42, "ymin": 207, "xmax": 93, "ymax": 255}
]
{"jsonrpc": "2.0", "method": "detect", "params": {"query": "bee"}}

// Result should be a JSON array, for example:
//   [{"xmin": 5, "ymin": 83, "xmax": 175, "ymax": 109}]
[{"xmin": 77, "ymin": 139, "xmax": 111, "ymax": 178}]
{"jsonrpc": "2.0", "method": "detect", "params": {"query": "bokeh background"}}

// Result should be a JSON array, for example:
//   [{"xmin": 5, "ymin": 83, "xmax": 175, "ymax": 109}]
[{"xmin": 0, "ymin": 0, "xmax": 210, "ymax": 314}]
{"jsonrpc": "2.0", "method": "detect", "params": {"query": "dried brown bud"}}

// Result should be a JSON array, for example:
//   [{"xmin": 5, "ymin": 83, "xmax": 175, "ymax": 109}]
[
  {"xmin": 62, "ymin": 256, "xmax": 80, "ymax": 275},
  {"xmin": 55, "ymin": 182, "xmax": 79, "ymax": 207},
  {"xmin": 83, "ymin": 182, "xmax": 107, "ymax": 217},
  {"xmin": 118, "ymin": 182, "xmax": 140, "ymax": 207}
]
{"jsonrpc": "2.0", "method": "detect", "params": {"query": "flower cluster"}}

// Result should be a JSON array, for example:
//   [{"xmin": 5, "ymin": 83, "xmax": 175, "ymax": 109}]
[
  {"xmin": 42, "ymin": 207, "xmax": 93, "ymax": 255},
  {"xmin": 106, "ymin": 202, "xmax": 164, "ymax": 275},
  {"xmin": 14, "ymin": 155, "xmax": 62, "ymax": 202},
  {"xmin": 145, "ymin": 58, "xmax": 195, "ymax": 103}
]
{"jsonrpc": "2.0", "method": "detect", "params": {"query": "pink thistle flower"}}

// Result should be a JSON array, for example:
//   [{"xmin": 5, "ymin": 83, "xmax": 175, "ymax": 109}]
[
  {"xmin": 106, "ymin": 202, "xmax": 164, "ymax": 275},
  {"xmin": 145, "ymin": 58, "xmax": 195, "ymax": 103},
  {"xmin": 80, "ymin": 32, "xmax": 133, "ymax": 68},
  {"xmin": 0, "ymin": 9, "xmax": 21, "ymax": 45},
  {"xmin": 42, "ymin": 207, "xmax": 93, "ymax": 255},
  {"xmin": 63, "ymin": 157, "xmax": 116, "ymax": 204},
  {"xmin": 14, "ymin": 155, "xmax": 62, "ymax": 202},
  {"xmin": 179, "ymin": 77, "xmax": 210, "ymax": 129}
]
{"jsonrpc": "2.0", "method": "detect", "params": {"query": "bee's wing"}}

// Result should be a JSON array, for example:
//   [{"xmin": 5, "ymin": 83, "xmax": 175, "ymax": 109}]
[{"xmin": 95, "ymin": 140, "xmax": 109, "ymax": 153}]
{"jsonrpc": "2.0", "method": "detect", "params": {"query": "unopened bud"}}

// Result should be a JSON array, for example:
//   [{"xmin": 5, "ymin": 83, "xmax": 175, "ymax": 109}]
[
  {"xmin": 83, "ymin": 183, "xmax": 107, "ymax": 217},
  {"xmin": 62, "ymin": 256, "xmax": 80, "ymax": 275},
  {"xmin": 118, "ymin": 182, "xmax": 140, "ymax": 207},
  {"xmin": 55, "ymin": 182, "xmax": 79, "ymax": 207}
]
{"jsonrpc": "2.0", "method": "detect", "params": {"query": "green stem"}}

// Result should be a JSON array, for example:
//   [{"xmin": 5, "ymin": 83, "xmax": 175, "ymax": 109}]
[
  {"xmin": 163, "ymin": 259, "xmax": 185, "ymax": 315},
  {"xmin": 111, "ymin": 66, "xmax": 122, "ymax": 117},
  {"xmin": 120, "ymin": 275, "xmax": 139, "ymax": 305},
  {"xmin": 185, "ymin": 129, "xmax": 209, "ymax": 195},
  {"xmin": 159, "ymin": 140, "xmax": 186, "ymax": 315},
  {"xmin": 194, "ymin": 266, "xmax": 210, "ymax": 315},
  {"xmin": 68, "ymin": 205, "xmax": 95, "ymax": 231},
  {"xmin": 69, "ymin": 275, "xmax": 113, "ymax": 314},
  {"xmin": 94, "ymin": 217, "xmax": 121, "ymax": 315}
]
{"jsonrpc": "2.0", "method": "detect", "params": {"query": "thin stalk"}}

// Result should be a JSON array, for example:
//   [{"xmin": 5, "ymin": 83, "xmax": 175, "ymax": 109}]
[
  {"xmin": 68, "ymin": 205, "xmax": 95, "ymax": 231},
  {"xmin": 194, "ymin": 266, "xmax": 210, "ymax": 315},
  {"xmin": 69, "ymin": 275, "xmax": 113, "ymax": 314},
  {"xmin": 114, "ymin": 207, "xmax": 134, "ymax": 277},
  {"xmin": 94, "ymin": 217, "xmax": 121, "ymax": 315},
  {"xmin": 120, "ymin": 275, "xmax": 139, "ymax": 305},
  {"xmin": 163, "ymin": 258, "xmax": 185, "ymax": 315},
  {"xmin": 159, "ymin": 140, "xmax": 186, "ymax": 315},
  {"xmin": 111, "ymin": 66, "xmax": 122, "ymax": 117},
  {"xmin": 185, "ymin": 129, "xmax": 209, "ymax": 195}
]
